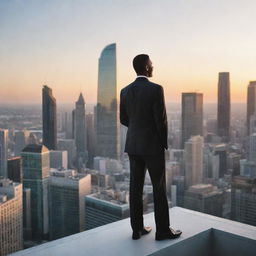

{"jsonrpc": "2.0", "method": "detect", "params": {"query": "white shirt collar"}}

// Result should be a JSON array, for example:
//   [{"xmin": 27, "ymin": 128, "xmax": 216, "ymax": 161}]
[{"xmin": 136, "ymin": 75, "xmax": 148, "ymax": 79}]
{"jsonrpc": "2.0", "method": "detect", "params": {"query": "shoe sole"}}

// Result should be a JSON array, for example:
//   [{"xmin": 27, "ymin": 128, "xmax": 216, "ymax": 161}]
[
  {"xmin": 132, "ymin": 229, "xmax": 152, "ymax": 240},
  {"xmin": 155, "ymin": 232, "xmax": 182, "ymax": 241}
]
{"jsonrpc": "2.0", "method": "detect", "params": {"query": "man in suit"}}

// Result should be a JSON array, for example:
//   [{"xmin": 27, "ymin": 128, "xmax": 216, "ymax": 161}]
[{"xmin": 120, "ymin": 54, "xmax": 182, "ymax": 240}]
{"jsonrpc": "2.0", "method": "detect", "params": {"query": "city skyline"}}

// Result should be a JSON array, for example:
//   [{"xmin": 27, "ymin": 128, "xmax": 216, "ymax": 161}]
[
  {"xmin": 1, "ymin": 1, "xmax": 256, "ymax": 255},
  {"xmin": 1, "ymin": 0, "xmax": 256, "ymax": 104}
]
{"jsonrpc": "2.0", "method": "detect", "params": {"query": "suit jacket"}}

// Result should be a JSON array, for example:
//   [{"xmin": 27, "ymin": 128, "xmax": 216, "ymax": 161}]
[{"xmin": 120, "ymin": 77, "xmax": 168, "ymax": 155}]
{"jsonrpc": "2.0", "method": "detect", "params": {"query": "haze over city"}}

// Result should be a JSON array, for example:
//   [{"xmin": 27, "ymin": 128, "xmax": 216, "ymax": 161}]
[{"xmin": 1, "ymin": 0, "xmax": 256, "ymax": 104}]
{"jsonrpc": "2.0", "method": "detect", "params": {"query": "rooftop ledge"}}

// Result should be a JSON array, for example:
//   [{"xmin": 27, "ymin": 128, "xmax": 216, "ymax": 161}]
[{"xmin": 11, "ymin": 207, "xmax": 256, "ymax": 256}]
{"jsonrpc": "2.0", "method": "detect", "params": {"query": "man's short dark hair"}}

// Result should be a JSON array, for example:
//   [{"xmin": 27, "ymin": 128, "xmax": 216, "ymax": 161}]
[{"xmin": 133, "ymin": 54, "xmax": 149, "ymax": 74}]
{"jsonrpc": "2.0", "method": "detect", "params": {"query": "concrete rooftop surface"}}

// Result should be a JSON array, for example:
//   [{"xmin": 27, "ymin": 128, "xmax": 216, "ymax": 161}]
[{"xmin": 10, "ymin": 207, "xmax": 256, "ymax": 256}]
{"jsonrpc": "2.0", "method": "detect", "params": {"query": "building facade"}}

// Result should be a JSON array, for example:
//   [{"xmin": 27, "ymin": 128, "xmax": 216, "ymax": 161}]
[
  {"xmin": 57, "ymin": 139, "xmax": 76, "ymax": 169},
  {"xmin": 246, "ymin": 81, "xmax": 256, "ymax": 135},
  {"xmin": 0, "ymin": 179, "xmax": 23, "ymax": 256},
  {"xmin": 0, "ymin": 129, "xmax": 8, "ymax": 178},
  {"xmin": 231, "ymin": 175, "xmax": 256, "ymax": 226},
  {"xmin": 49, "ymin": 150, "xmax": 68, "ymax": 169},
  {"xmin": 7, "ymin": 156, "xmax": 23, "ymax": 183},
  {"xmin": 85, "ymin": 190, "xmax": 129, "ymax": 230},
  {"xmin": 48, "ymin": 169, "xmax": 91, "ymax": 240},
  {"xmin": 184, "ymin": 183, "xmax": 224, "ymax": 217},
  {"xmin": 184, "ymin": 136, "xmax": 203, "ymax": 189},
  {"xmin": 14, "ymin": 130, "xmax": 30, "ymax": 157}
]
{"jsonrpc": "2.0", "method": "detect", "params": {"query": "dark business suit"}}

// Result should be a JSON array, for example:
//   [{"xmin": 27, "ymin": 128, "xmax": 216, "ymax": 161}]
[{"xmin": 120, "ymin": 76, "xmax": 170, "ymax": 233}]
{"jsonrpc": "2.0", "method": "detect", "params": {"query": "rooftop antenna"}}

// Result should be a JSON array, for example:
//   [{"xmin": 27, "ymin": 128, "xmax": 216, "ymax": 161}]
[{"xmin": 43, "ymin": 74, "xmax": 48, "ymax": 86}]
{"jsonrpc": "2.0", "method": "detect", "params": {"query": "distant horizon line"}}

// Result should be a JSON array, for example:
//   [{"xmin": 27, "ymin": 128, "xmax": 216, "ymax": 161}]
[{"xmin": 0, "ymin": 101, "xmax": 247, "ymax": 106}]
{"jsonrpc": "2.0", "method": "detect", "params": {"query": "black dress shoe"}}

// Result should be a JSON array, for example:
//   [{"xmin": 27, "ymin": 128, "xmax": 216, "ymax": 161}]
[
  {"xmin": 132, "ymin": 226, "xmax": 152, "ymax": 240},
  {"xmin": 155, "ymin": 227, "xmax": 182, "ymax": 241}
]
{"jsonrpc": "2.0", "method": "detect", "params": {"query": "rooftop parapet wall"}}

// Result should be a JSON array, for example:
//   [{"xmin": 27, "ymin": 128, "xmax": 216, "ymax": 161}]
[{"xmin": 10, "ymin": 207, "xmax": 256, "ymax": 256}]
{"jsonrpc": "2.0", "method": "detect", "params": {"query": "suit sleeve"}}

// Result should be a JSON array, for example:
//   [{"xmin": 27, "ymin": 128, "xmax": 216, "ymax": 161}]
[
  {"xmin": 120, "ymin": 89, "xmax": 129, "ymax": 127},
  {"xmin": 152, "ymin": 86, "xmax": 168, "ymax": 149}
]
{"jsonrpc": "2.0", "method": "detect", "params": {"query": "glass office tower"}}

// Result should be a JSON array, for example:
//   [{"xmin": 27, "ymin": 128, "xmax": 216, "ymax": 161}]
[
  {"xmin": 96, "ymin": 43, "xmax": 119, "ymax": 159},
  {"xmin": 21, "ymin": 144, "xmax": 50, "ymax": 240}
]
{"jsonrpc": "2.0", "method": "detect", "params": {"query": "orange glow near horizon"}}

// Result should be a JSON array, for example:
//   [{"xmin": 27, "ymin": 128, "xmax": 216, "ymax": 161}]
[
  {"xmin": 0, "ymin": 72, "xmax": 249, "ymax": 105},
  {"xmin": 1, "ymin": 0, "xmax": 255, "ymax": 105}
]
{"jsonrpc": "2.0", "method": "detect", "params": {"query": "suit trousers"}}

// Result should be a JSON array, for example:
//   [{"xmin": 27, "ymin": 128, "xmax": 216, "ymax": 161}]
[{"xmin": 128, "ymin": 150, "xmax": 170, "ymax": 233}]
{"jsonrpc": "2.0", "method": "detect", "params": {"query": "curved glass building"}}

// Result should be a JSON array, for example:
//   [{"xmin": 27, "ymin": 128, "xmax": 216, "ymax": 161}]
[{"xmin": 96, "ymin": 43, "xmax": 119, "ymax": 159}]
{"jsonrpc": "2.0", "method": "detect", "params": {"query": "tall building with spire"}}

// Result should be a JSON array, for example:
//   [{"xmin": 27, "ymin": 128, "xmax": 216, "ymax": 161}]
[
  {"xmin": 42, "ymin": 85, "xmax": 57, "ymax": 150},
  {"xmin": 246, "ymin": 81, "xmax": 256, "ymax": 135},
  {"xmin": 217, "ymin": 72, "xmax": 230, "ymax": 141},
  {"xmin": 96, "ymin": 43, "xmax": 119, "ymax": 159},
  {"xmin": 181, "ymin": 92, "xmax": 203, "ymax": 148},
  {"xmin": 74, "ymin": 93, "xmax": 88, "ymax": 170}
]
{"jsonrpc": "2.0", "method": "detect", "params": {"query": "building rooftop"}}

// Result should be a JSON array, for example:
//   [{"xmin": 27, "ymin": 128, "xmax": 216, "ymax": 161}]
[
  {"xmin": 76, "ymin": 92, "xmax": 85, "ymax": 104},
  {"xmin": 22, "ymin": 144, "xmax": 49, "ymax": 153},
  {"xmin": 10, "ymin": 207, "xmax": 256, "ymax": 256},
  {"xmin": 0, "ymin": 178, "xmax": 22, "ymax": 203},
  {"xmin": 187, "ymin": 184, "xmax": 222, "ymax": 197},
  {"xmin": 86, "ymin": 190, "xmax": 128, "ymax": 206},
  {"xmin": 189, "ymin": 183, "xmax": 213, "ymax": 189},
  {"xmin": 8, "ymin": 156, "xmax": 22, "ymax": 161},
  {"xmin": 100, "ymin": 43, "xmax": 116, "ymax": 57}
]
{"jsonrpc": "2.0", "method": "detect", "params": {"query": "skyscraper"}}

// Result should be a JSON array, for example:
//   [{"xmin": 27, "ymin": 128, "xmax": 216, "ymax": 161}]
[
  {"xmin": 246, "ymin": 81, "xmax": 256, "ymax": 135},
  {"xmin": 184, "ymin": 135, "xmax": 203, "ymax": 189},
  {"xmin": 21, "ymin": 144, "xmax": 50, "ymax": 240},
  {"xmin": 0, "ymin": 129, "xmax": 8, "ymax": 178},
  {"xmin": 181, "ymin": 92, "xmax": 203, "ymax": 148},
  {"xmin": 217, "ymin": 72, "xmax": 230, "ymax": 141},
  {"xmin": 42, "ymin": 85, "xmax": 57, "ymax": 150},
  {"xmin": 74, "ymin": 93, "xmax": 88, "ymax": 169},
  {"xmin": 96, "ymin": 43, "xmax": 119, "ymax": 159}
]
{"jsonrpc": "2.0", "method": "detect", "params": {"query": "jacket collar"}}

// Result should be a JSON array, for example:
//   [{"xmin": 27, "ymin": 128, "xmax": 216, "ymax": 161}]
[{"xmin": 135, "ymin": 76, "xmax": 149, "ymax": 81}]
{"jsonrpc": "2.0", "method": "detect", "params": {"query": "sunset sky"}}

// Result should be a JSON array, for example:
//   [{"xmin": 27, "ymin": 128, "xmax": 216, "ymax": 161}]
[{"xmin": 0, "ymin": 0, "xmax": 256, "ymax": 104}]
